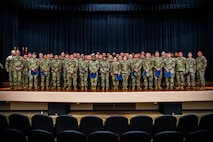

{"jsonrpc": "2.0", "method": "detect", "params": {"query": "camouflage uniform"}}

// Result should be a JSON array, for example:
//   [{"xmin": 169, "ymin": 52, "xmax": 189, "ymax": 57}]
[
  {"xmin": 121, "ymin": 60, "xmax": 131, "ymax": 90},
  {"xmin": 12, "ymin": 56, "xmax": 23, "ymax": 89},
  {"xmin": 110, "ymin": 61, "xmax": 121, "ymax": 90},
  {"xmin": 22, "ymin": 58, "xmax": 29, "ymax": 89},
  {"xmin": 153, "ymin": 57, "xmax": 164, "ymax": 89},
  {"xmin": 131, "ymin": 58, "xmax": 142, "ymax": 90},
  {"xmin": 28, "ymin": 58, "xmax": 40, "ymax": 89},
  {"xmin": 79, "ymin": 59, "xmax": 89, "ymax": 90},
  {"xmin": 175, "ymin": 57, "xmax": 186, "ymax": 89},
  {"xmin": 0, "ymin": 63, "xmax": 3, "ymax": 69},
  {"xmin": 65, "ymin": 59, "xmax": 78, "ymax": 90},
  {"xmin": 5, "ymin": 55, "xmax": 14, "ymax": 88},
  {"xmin": 40, "ymin": 59, "xmax": 51, "ymax": 89},
  {"xmin": 142, "ymin": 58, "xmax": 154, "ymax": 89},
  {"xmin": 196, "ymin": 55, "xmax": 207, "ymax": 89},
  {"xmin": 186, "ymin": 57, "xmax": 196, "ymax": 88},
  {"xmin": 89, "ymin": 60, "xmax": 99, "ymax": 90},
  {"xmin": 51, "ymin": 58, "xmax": 61, "ymax": 89},
  {"xmin": 164, "ymin": 57, "xmax": 176, "ymax": 89},
  {"xmin": 100, "ymin": 59, "xmax": 110, "ymax": 90}
]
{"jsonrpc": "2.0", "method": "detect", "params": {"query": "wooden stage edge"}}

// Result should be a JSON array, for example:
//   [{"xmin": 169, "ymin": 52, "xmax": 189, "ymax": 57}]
[{"xmin": 0, "ymin": 90, "xmax": 213, "ymax": 103}]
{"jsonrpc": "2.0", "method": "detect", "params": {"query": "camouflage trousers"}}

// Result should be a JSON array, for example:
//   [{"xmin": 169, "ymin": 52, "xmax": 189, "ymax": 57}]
[
  {"xmin": 79, "ymin": 73, "xmax": 88, "ymax": 87},
  {"xmin": 41, "ymin": 75, "xmax": 50, "ymax": 89},
  {"xmin": 143, "ymin": 74, "xmax": 153, "ymax": 88},
  {"xmin": 122, "ymin": 73, "xmax": 129, "ymax": 88},
  {"xmin": 8, "ymin": 71, "xmax": 14, "ymax": 87},
  {"xmin": 131, "ymin": 73, "xmax": 141, "ymax": 87},
  {"xmin": 52, "ymin": 72, "xmax": 61, "ymax": 88},
  {"xmin": 112, "ymin": 74, "xmax": 119, "ymax": 88},
  {"xmin": 165, "ymin": 73, "xmax": 175, "ymax": 88},
  {"xmin": 101, "ymin": 73, "xmax": 109, "ymax": 87},
  {"xmin": 13, "ymin": 70, "xmax": 22, "ymax": 88},
  {"xmin": 29, "ymin": 75, "xmax": 38, "ymax": 89},
  {"xmin": 176, "ymin": 71, "xmax": 185, "ymax": 87},
  {"xmin": 186, "ymin": 72, "xmax": 195, "ymax": 87},
  {"xmin": 154, "ymin": 74, "xmax": 162, "ymax": 87},
  {"xmin": 67, "ymin": 73, "xmax": 77, "ymax": 88},
  {"xmin": 22, "ymin": 73, "xmax": 29, "ymax": 88},
  {"xmin": 197, "ymin": 70, "xmax": 205, "ymax": 87}
]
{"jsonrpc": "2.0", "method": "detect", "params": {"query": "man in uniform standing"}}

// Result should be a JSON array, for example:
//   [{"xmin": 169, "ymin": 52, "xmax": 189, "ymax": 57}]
[
  {"xmin": 131, "ymin": 54, "xmax": 142, "ymax": 90},
  {"xmin": 175, "ymin": 51, "xmax": 186, "ymax": 90},
  {"xmin": 5, "ymin": 49, "xmax": 16, "ymax": 89},
  {"xmin": 121, "ymin": 55, "xmax": 131, "ymax": 90},
  {"xmin": 142, "ymin": 52, "xmax": 154, "ymax": 90},
  {"xmin": 22, "ymin": 54, "xmax": 29, "ymax": 90},
  {"xmin": 164, "ymin": 53, "xmax": 176, "ymax": 90},
  {"xmin": 196, "ymin": 51, "xmax": 207, "ymax": 90},
  {"xmin": 65, "ymin": 55, "xmax": 78, "ymax": 90},
  {"xmin": 12, "ymin": 50, "xmax": 23, "ymax": 90},
  {"xmin": 186, "ymin": 52, "xmax": 196, "ymax": 89},
  {"xmin": 40, "ymin": 54, "xmax": 51, "ymax": 90},
  {"xmin": 79, "ymin": 55, "xmax": 89, "ymax": 90},
  {"xmin": 51, "ymin": 54, "xmax": 61, "ymax": 90},
  {"xmin": 28, "ymin": 52, "xmax": 40, "ymax": 90},
  {"xmin": 100, "ymin": 55, "xmax": 110, "ymax": 90},
  {"xmin": 89, "ymin": 55, "xmax": 99, "ymax": 90}
]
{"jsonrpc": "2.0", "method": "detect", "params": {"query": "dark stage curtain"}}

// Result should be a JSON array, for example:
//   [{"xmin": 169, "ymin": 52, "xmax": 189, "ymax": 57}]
[{"xmin": 1, "ymin": 0, "xmax": 213, "ymax": 81}]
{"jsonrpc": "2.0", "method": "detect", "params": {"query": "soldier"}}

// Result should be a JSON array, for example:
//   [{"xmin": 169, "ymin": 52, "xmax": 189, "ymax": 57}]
[
  {"xmin": 40, "ymin": 54, "xmax": 51, "ymax": 90},
  {"xmin": 153, "ymin": 51, "xmax": 164, "ymax": 90},
  {"xmin": 28, "ymin": 52, "xmax": 40, "ymax": 90},
  {"xmin": 121, "ymin": 55, "xmax": 131, "ymax": 90},
  {"xmin": 100, "ymin": 55, "xmax": 110, "ymax": 90},
  {"xmin": 196, "ymin": 51, "xmax": 207, "ymax": 90},
  {"xmin": 175, "ymin": 51, "xmax": 186, "ymax": 90},
  {"xmin": 65, "ymin": 55, "xmax": 78, "ymax": 90},
  {"xmin": 62, "ymin": 54, "xmax": 70, "ymax": 89},
  {"xmin": 51, "ymin": 54, "xmax": 61, "ymax": 90},
  {"xmin": 89, "ymin": 55, "xmax": 99, "ymax": 90},
  {"xmin": 12, "ymin": 50, "xmax": 23, "ymax": 90},
  {"xmin": 22, "ymin": 54, "xmax": 29, "ymax": 90},
  {"xmin": 164, "ymin": 53, "xmax": 176, "ymax": 89},
  {"xmin": 5, "ymin": 49, "xmax": 16, "ymax": 89},
  {"xmin": 79, "ymin": 55, "xmax": 89, "ymax": 90},
  {"xmin": 186, "ymin": 52, "xmax": 196, "ymax": 89},
  {"xmin": 110, "ymin": 57, "xmax": 121, "ymax": 90},
  {"xmin": 0, "ymin": 63, "xmax": 3, "ymax": 69},
  {"xmin": 142, "ymin": 52, "xmax": 154, "ymax": 90},
  {"xmin": 131, "ymin": 54, "xmax": 142, "ymax": 90}
]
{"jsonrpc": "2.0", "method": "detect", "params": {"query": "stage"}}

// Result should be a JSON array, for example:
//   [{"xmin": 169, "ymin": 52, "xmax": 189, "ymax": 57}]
[{"xmin": 0, "ymin": 82, "xmax": 213, "ymax": 112}]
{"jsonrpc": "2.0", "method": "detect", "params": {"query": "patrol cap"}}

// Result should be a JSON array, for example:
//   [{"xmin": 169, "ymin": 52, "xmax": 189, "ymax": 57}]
[
  {"xmin": 116, "ymin": 74, "xmax": 122, "ymax": 80},
  {"xmin": 40, "ymin": 71, "xmax": 45, "ymax": 76},
  {"xmin": 142, "ymin": 71, "xmax": 146, "ymax": 76},
  {"xmin": 31, "ymin": 70, "xmax": 38, "ymax": 76},
  {"xmin": 89, "ymin": 73, "xmax": 96, "ymax": 78},
  {"xmin": 164, "ymin": 71, "xmax": 171, "ymax": 78},
  {"xmin": 155, "ymin": 70, "xmax": 161, "ymax": 77},
  {"xmin": 131, "ymin": 71, "xmax": 135, "ymax": 76}
]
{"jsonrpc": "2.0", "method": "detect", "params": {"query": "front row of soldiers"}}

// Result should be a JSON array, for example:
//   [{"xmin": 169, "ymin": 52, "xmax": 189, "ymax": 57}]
[{"xmin": 5, "ymin": 50, "xmax": 207, "ymax": 90}]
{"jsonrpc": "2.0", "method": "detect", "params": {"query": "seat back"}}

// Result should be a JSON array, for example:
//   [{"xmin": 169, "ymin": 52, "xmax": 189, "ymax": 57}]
[
  {"xmin": 88, "ymin": 130, "xmax": 119, "ymax": 142},
  {"xmin": 0, "ymin": 128, "xmax": 27, "ymax": 142},
  {"xmin": 55, "ymin": 115, "xmax": 79, "ymax": 135},
  {"xmin": 31, "ymin": 114, "xmax": 55, "ymax": 135},
  {"xmin": 28, "ymin": 129, "xmax": 55, "ymax": 142},
  {"xmin": 79, "ymin": 116, "xmax": 103, "ymax": 136},
  {"xmin": 105, "ymin": 115, "xmax": 129, "ymax": 135},
  {"xmin": 153, "ymin": 131, "xmax": 183, "ymax": 142},
  {"xmin": 129, "ymin": 115, "xmax": 153, "ymax": 136},
  {"xmin": 198, "ymin": 113, "xmax": 213, "ymax": 131},
  {"xmin": 9, "ymin": 113, "xmax": 31, "ymax": 135},
  {"xmin": 177, "ymin": 114, "xmax": 198, "ymax": 137},
  {"xmin": 185, "ymin": 129, "xmax": 213, "ymax": 142},
  {"xmin": 120, "ymin": 131, "xmax": 151, "ymax": 142},
  {"xmin": 56, "ymin": 130, "xmax": 86, "ymax": 142},
  {"xmin": 0, "ymin": 114, "xmax": 8, "ymax": 130},
  {"xmin": 153, "ymin": 115, "xmax": 177, "ymax": 135}
]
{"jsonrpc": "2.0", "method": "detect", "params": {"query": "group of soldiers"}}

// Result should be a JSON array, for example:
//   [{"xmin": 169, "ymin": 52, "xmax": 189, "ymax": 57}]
[{"xmin": 4, "ymin": 49, "xmax": 207, "ymax": 91}]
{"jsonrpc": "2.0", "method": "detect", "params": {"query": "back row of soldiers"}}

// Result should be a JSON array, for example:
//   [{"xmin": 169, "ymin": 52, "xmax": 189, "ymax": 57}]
[{"xmin": 5, "ymin": 50, "xmax": 207, "ymax": 90}]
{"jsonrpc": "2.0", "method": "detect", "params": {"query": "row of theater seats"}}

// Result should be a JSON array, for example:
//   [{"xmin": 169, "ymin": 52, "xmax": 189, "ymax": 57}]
[{"xmin": 0, "ymin": 113, "xmax": 213, "ymax": 142}]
